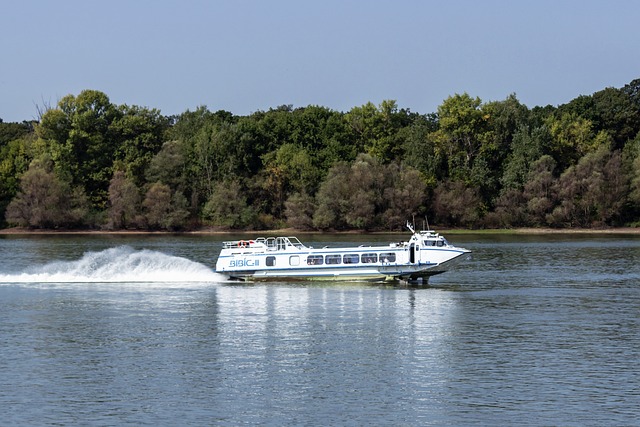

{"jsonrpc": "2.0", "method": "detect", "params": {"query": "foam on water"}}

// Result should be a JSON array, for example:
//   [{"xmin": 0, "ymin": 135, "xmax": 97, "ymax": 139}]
[{"xmin": 0, "ymin": 246, "xmax": 227, "ymax": 284}]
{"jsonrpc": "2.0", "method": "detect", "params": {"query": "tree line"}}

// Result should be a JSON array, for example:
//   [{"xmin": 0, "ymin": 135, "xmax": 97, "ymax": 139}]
[{"xmin": 1, "ymin": 80, "xmax": 640, "ymax": 231}]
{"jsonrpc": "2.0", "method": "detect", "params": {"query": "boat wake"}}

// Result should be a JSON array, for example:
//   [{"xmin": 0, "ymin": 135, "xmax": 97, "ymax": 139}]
[{"xmin": 0, "ymin": 246, "xmax": 226, "ymax": 285}]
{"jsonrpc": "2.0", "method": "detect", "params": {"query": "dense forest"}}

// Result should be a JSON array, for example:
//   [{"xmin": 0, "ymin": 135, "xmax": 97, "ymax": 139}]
[{"xmin": 1, "ymin": 79, "xmax": 640, "ymax": 231}]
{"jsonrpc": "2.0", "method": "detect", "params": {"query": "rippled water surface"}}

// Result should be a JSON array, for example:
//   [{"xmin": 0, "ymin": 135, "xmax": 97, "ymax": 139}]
[{"xmin": 1, "ymin": 233, "xmax": 639, "ymax": 426}]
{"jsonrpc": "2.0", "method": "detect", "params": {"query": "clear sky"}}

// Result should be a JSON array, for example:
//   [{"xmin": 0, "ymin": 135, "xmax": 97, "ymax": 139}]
[{"xmin": 1, "ymin": 0, "xmax": 639, "ymax": 122}]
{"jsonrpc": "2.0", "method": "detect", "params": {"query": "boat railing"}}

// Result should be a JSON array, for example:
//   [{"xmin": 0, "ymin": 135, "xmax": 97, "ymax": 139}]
[
  {"xmin": 260, "ymin": 236, "xmax": 306, "ymax": 251},
  {"xmin": 222, "ymin": 236, "xmax": 307, "ymax": 251}
]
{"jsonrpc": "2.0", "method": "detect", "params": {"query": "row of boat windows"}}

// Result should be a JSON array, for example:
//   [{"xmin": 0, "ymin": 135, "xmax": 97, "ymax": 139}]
[{"xmin": 265, "ymin": 253, "xmax": 397, "ymax": 267}]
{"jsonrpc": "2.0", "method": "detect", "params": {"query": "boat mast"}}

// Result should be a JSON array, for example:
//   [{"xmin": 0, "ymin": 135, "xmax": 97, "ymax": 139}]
[{"xmin": 406, "ymin": 220, "xmax": 415, "ymax": 234}]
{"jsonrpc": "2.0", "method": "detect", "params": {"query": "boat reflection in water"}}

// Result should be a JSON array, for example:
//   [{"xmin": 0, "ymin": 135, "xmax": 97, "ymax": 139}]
[{"xmin": 215, "ymin": 223, "xmax": 471, "ymax": 283}]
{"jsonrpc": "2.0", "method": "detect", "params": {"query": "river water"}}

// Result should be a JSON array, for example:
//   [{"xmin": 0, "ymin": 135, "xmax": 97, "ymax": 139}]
[{"xmin": 0, "ymin": 233, "xmax": 639, "ymax": 426}]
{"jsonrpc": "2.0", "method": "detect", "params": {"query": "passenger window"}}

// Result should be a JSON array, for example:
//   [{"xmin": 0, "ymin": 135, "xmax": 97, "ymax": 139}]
[
  {"xmin": 289, "ymin": 256, "xmax": 300, "ymax": 266},
  {"xmin": 343, "ymin": 254, "xmax": 359, "ymax": 264},
  {"xmin": 307, "ymin": 255, "xmax": 324, "ymax": 265},
  {"xmin": 266, "ymin": 256, "xmax": 276, "ymax": 267},
  {"xmin": 380, "ymin": 252, "xmax": 396, "ymax": 263},
  {"xmin": 361, "ymin": 253, "xmax": 377, "ymax": 263},
  {"xmin": 325, "ymin": 255, "xmax": 342, "ymax": 265}
]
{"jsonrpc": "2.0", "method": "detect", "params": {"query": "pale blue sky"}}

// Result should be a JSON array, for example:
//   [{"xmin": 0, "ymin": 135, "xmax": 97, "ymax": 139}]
[{"xmin": 1, "ymin": 0, "xmax": 639, "ymax": 122}]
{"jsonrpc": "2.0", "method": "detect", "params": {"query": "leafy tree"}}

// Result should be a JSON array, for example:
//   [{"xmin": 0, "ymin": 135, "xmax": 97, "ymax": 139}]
[
  {"xmin": 284, "ymin": 192, "xmax": 315, "ymax": 230},
  {"xmin": 0, "ymin": 121, "xmax": 32, "ymax": 147},
  {"xmin": 146, "ymin": 140, "xmax": 189, "ymax": 195},
  {"xmin": 288, "ymin": 105, "xmax": 356, "ymax": 173},
  {"xmin": 629, "ymin": 154, "xmax": 640, "ymax": 217},
  {"xmin": 5, "ymin": 159, "xmax": 88, "ymax": 228},
  {"xmin": 432, "ymin": 93, "xmax": 491, "ymax": 182},
  {"xmin": 107, "ymin": 170, "xmax": 141, "ymax": 229},
  {"xmin": 37, "ymin": 90, "xmax": 120, "ymax": 208},
  {"xmin": 202, "ymin": 180, "xmax": 256, "ymax": 229},
  {"xmin": 547, "ymin": 147, "xmax": 628, "ymax": 227},
  {"xmin": 345, "ymin": 100, "xmax": 413, "ymax": 162},
  {"xmin": 545, "ymin": 112, "xmax": 596, "ymax": 169},
  {"xmin": 313, "ymin": 162, "xmax": 352, "ymax": 230},
  {"xmin": 111, "ymin": 105, "xmax": 168, "ymax": 186},
  {"xmin": 522, "ymin": 155, "xmax": 557, "ymax": 226},
  {"xmin": 381, "ymin": 164, "xmax": 427, "ymax": 230},
  {"xmin": 401, "ymin": 113, "xmax": 442, "ymax": 185},
  {"xmin": 166, "ymin": 106, "xmax": 234, "ymax": 142},
  {"xmin": 166, "ymin": 191, "xmax": 190, "ymax": 230},
  {"xmin": 190, "ymin": 122, "xmax": 233, "ymax": 200},
  {"xmin": 344, "ymin": 154, "xmax": 384, "ymax": 229},
  {"xmin": 482, "ymin": 94, "xmax": 530, "ymax": 182},
  {"xmin": 500, "ymin": 125, "xmax": 547, "ymax": 190},
  {"xmin": 259, "ymin": 143, "xmax": 319, "ymax": 218},
  {"xmin": 432, "ymin": 180, "xmax": 482, "ymax": 228},
  {"xmin": 142, "ymin": 182, "xmax": 172, "ymax": 229},
  {"xmin": 0, "ymin": 135, "xmax": 33, "ymax": 225},
  {"xmin": 485, "ymin": 188, "xmax": 528, "ymax": 228},
  {"xmin": 561, "ymin": 86, "xmax": 640, "ymax": 148}
]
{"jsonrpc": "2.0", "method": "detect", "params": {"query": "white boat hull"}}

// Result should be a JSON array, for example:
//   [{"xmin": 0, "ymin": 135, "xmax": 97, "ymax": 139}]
[{"xmin": 215, "ymin": 229, "xmax": 470, "ymax": 283}]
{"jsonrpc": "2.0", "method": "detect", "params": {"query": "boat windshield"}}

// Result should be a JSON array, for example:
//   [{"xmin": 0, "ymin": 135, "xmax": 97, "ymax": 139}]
[{"xmin": 423, "ymin": 239, "xmax": 446, "ymax": 247}]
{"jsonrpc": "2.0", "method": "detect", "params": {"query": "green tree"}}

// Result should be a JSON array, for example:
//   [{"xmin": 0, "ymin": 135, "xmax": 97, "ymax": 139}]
[
  {"xmin": 0, "ymin": 135, "xmax": 33, "ymax": 225},
  {"xmin": 5, "ymin": 159, "xmax": 88, "ymax": 228},
  {"xmin": 258, "ymin": 143, "xmax": 319, "ymax": 218},
  {"xmin": 381, "ymin": 164, "xmax": 427, "ymax": 230},
  {"xmin": 146, "ymin": 140, "xmax": 189, "ymax": 195},
  {"xmin": 142, "ymin": 182, "xmax": 171, "ymax": 229},
  {"xmin": 629, "ymin": 155, "xmax": 640, "ymax": 219},
  {"xmin": 401, "ymin": 113, "xmax": 442, "ymax": 186},
  {"xmin": 560, "ymin": 86, "xmax": 640, "ymax": 148},
  {"xmin": 0, "ymin": 121, "xmax": 32, "ymax": 147},
  {"xmin": 313, "ymin": 162, "xmax": 352, "ymax": 230},
  {"xmin": 486, "ymin": 188, "xmax": 527, "ymax": 228},
  {"xmin": 345, "ymin": 100, "xmax": 412, "ymax": 162},
  {"xmin": 547, "ymin": 147, "xmax": 628, "ymax": 227},
  {"xmin": 500, "ymin": 125, "xmax": 547, "ymax": 190},
  {"xmin": 344, "ymin": 154, "xmax": 384, "ymax": 229},
  {"xmin": 107, "ymin": 170, "xmax": 141, "ymax": 229},
  {"xmin": 37, "ymin": 90, "xmax": 120, "ymax": 208},
  {"xmin": 545, "ymin": 112, "xmax": 596, "ymax": 169},
  {"xmin": 284, "ymin": 192, "xmax": 315, "ymax": 230},
  {"xmin": 202, "ymin": 180, "xmax": 257, "ymax": 229},
  {"xmin": 522, "ymin": 155, "xmax": 557, "ymax": 226},
  {"xmin": 432, "ymin": 180, "xmax": 482, "ymax": 227},
  {"xmin": 432, "ymin": 93, "xmax": 491, "ymax": 183},
  {"xmin": 166, "ymin": 191, "xmax": 190, "ymax": 230},
  {"xmin": 111, "ymin": 105, "xmax": 168, "ymax": 186}
]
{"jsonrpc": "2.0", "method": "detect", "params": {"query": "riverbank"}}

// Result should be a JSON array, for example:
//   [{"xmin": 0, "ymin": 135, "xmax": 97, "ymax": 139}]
[{"xmin": 1, "ymin": 227, "xmax": 640, "ymax": 235}]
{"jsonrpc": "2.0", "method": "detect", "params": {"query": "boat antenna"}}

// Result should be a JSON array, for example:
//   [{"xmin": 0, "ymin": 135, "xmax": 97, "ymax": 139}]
[{"xmin": 406, "ymin": 220, "xmax": 415, "ymax": 234}]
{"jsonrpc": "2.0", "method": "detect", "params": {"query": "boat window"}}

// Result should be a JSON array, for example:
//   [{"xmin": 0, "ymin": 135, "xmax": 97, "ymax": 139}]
[
  {"xmin": 289, "ymin": 256, "xmax": 300, "ymax": 266},
  {"xmin": 266, "ymin": 256, "xmax": 276, "ymax": 267},
  {"xmin": 424, "ymin": 240, "xmax": 436, "ymax": 246},
  {"xmin": 325, "ymin": 255, "xmax": 342, "ymax": 265},
  {"xmin": 380, "ymin": 252, "xmax": 396, "ymax": 263},
  {"xmin": 437, "ymin": 241, "xmax": 444, "ymax": 247},
  {"xmin": 343, "ymin": 254, "xmax": 359, "ymax": 264},
  {"xmin": 361, "ymin": 253, "xmax": 377, "ymax": 263},
  {"xmin": 307, "ymin": 255, "xmax": 324, "ymax": 265}
]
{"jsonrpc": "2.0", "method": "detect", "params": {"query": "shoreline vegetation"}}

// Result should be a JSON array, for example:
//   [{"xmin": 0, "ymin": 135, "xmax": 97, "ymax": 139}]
[
  {"xmin": 2, "ymin": 227, "xmax": 639, "ymax": 236},
  {"xmin": 2, "ymin": 79, "xmax": 640, "ymax": 233}
]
